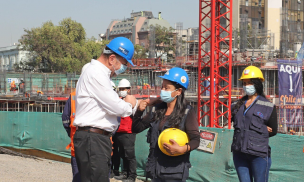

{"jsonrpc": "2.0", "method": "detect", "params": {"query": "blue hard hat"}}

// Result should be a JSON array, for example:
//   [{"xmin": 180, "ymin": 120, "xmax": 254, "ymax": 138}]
[
  {"xmin": 106, "ymin": 37, "xmax": 135, "ymax": 66},
  {"xmin": 159, "ymin": 67, "xmax": 189, "ymax": 89}
]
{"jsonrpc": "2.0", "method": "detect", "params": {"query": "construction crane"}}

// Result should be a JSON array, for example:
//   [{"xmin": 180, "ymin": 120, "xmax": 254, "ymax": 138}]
[{"xmin": 198, "ymin": 0, "xmax": 233, "ymax": 129}]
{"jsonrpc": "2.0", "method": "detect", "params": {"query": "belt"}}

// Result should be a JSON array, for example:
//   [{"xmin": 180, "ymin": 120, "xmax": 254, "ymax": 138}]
[{"xmin": 77, "ymin": 126, "xmax": 112, "ymax": 136}]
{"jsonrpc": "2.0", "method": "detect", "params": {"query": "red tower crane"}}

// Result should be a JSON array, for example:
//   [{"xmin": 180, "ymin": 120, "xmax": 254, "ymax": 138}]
[{"xmin": 198, "ymin": 0, "xmax": 233, "ymax": 129}]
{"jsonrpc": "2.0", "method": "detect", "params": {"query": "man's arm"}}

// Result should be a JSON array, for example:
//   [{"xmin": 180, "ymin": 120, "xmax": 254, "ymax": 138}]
[
  {"xmin": 62, "ymin": 96, "xmax": 71, "ymax": 137},
  {"xmin": 89, "ymin": 76, "xmax": 135, "ymax": 117}
]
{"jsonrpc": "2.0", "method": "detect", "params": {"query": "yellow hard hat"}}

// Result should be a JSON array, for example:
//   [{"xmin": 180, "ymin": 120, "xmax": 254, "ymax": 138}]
[
  {"xmin": 239, "ymin": 66, "xmax": 264, "ymax": 81},
  {"xmin": 158, "ymin": 128, "xmax": 189, "ymax": 156}
]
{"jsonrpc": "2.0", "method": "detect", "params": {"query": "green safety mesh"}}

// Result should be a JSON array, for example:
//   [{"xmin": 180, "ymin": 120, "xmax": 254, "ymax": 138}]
[
  {"xmin": 0, "ymin": 111, "xmax": 303, "ymax": 181},
  {"xmin": 0, "ymin": 111, "xmax": 70, "ymax": 158}
]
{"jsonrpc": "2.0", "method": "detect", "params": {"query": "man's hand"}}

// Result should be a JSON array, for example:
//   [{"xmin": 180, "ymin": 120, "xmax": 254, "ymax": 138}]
[
  {"xmin": 138, "ymin": 99, "xmax": 150, "ymax": 111},
  {"xmin": 124, "ymin": 95, "xmax": 137, "ymax": 108}
]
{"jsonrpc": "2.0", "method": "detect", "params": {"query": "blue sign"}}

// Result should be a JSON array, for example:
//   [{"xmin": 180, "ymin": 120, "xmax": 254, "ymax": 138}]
[{"xmin": 278, "ymin": 59, "xmax": 303, "ymax": 126}]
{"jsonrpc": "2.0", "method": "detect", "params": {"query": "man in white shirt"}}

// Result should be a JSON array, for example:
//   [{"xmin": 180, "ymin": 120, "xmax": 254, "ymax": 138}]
[{"xmin": 73, "ymin": 37, "xmax": 137, "ymax": 182}]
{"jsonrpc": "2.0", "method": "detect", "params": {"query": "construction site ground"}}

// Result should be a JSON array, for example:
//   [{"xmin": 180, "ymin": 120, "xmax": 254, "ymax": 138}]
[{"xmin": 0, "ymin": 154, "xmax": 144, "ymax": 182}]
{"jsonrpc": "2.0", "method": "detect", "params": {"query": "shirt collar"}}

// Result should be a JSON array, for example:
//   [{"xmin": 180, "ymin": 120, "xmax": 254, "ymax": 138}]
[{"xmin": 91, "ymin": 59, "xmax": 112, "ymax": 78}]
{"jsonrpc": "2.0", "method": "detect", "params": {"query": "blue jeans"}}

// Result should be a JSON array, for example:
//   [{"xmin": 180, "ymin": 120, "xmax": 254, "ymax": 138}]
[
  {"xmin": 71, "ymin": 156, "xmax": 81, "ymax": 182},
  {"xmin": 233, "ymin": 151, "xmax": 271, "ymax": 182}
]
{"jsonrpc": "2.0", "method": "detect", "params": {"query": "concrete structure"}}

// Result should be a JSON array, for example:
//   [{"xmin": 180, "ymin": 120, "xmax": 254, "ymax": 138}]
[
  {"xmin": 0, "ymin": 45, "xmax": 29, "ymax": 71},
  {"xmin": 100, "ymin": 11, "xmax": 171, "ymax": 48},
  {"xmin": 232, "ymin": 0, "xmax": 283, "ymax": 53}
]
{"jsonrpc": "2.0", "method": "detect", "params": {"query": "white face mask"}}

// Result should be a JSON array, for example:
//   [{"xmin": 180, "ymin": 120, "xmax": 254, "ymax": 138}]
[{"xmin": 118, "ymin": 91, "xmax": 128, "ymax": 98}]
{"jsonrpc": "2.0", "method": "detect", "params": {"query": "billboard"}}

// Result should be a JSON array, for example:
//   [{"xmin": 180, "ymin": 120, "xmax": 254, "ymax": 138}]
[{"xmin": 277, "ymin": 59, "xmax": 303, "ymax": 126}]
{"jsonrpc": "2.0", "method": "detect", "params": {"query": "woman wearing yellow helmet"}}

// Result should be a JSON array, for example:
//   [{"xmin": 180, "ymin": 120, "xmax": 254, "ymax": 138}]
[
  {"xmin": 132, "ymin": 67, "xmax": 200, "ymax": 182},
  {"xmin": 231, "ymin": 66, "xmax": 277, "ymax": 182}
]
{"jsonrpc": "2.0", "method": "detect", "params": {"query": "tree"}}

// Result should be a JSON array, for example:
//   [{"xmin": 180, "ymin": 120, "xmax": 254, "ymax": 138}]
[
  {"xmin": 133, "ymin": 44, "xmax": 147, "ymax": 59},
  {"xmin": 19, "ymin": 18, "xmax": 103, "ymax": 73},
  {"xmin": 153, "ymin": 25, "xmax": 176, "ymax": 62}
]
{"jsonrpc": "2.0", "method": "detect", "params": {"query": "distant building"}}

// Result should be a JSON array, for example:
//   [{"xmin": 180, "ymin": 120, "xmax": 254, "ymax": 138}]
[
  {"xmin": 100, "ymin": 11, "xmax": 172, "ymax": 49},
  {"xmin": 0, "ymin": 45, "xmax": 30, "ymax": 71}
]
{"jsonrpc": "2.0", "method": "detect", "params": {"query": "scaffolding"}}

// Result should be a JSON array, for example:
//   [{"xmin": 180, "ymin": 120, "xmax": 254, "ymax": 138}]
[
  {"xmin": 0, "ymin": 70, "xmax": 78, "ymax": 97},
  {"xmin": 280, "ymin": 0, "xmax": 304, "ymax": 58}
]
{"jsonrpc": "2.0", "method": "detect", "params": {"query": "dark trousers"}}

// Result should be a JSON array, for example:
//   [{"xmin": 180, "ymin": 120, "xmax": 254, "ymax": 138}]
[
  {"xmin": 74, "ymin": 130, "xmax": 112, "ymax": 182},
  {"xmin": 233, "ymin": 151, "xmax": 271, "ymax": 182},
  {"xmin": 71, "ymin": 156, "xmax": 81, "ymax": 182},
  {"xmin": 112, "ymin": 134, "xmax": 128, "ymax": 173},
  {"xmin": 114, "ymin": 133, "xmax": 137, "ymax": 179}
]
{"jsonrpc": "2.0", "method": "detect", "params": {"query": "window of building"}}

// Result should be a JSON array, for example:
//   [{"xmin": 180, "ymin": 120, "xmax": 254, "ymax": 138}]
[
  {"xmin": 141, "ymin": 28, "xmax": 144, "ymax": 31},
  {"xmin": 120, "ymin": 24, "xmax": 123, "ymax": 27},
  {"xmin": 144, "ymin": 22, "xmax": 147, "ymax": 25},
  {"xmin": 114, "ymin": 31, "xmax": 116, "ymax": 34},
  {"xmin": 129, "ymin": 29, "xmax": 132, "ymax": 32},
  {"xmin": 118, "ymin": 30, "xmax": 120, "ymax": 33},
  {"xmin": 124, "ymin": 24, "xmax": 127, "ymax": 27}
]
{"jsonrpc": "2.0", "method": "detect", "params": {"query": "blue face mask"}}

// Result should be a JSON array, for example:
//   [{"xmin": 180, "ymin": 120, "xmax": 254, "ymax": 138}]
[
  {"xmin": 160, "ymin": 89, "xmax": 177, "ymax": 103},
  {"xmin": 243, "ymin": 85, "xmax": 256, "ymax": 96},
  {"xmin": 114, "ymin": 59, "xmax": 127, "ymax": 75}
]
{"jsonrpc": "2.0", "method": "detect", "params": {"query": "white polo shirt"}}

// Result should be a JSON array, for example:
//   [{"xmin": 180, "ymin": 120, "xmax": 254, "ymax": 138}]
[{"xmin": 73, "ymin": 59, "xmax": 134, "ymax": 132}]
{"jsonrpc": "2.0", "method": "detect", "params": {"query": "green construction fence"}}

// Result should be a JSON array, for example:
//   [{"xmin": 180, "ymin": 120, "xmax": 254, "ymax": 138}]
[{"xmin": 0, "ymin": 111, "xmax": 303, "ymax": 181}]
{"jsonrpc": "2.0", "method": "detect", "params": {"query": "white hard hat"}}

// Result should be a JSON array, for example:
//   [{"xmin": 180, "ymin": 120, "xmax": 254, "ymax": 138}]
[
  {"xmin": 110, "ymin": 80, "xmax": 116, "ymax": 90},
  {"xmin": 81, "ymin": 63, "xmax": 90, "ymax": 75},
  {"xmin": 118, "ymin": 79, "xmax": 131, "ymax": 88}
]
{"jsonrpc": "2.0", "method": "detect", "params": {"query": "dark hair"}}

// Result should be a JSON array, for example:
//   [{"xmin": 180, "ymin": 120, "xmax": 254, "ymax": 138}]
[
  {"xmin": 153, "ymin": 80, "xmax": 188, "ymax": 127},
  {"xmin": 231, "ymin": 78, "xmax": 265, "ymax": 118}
]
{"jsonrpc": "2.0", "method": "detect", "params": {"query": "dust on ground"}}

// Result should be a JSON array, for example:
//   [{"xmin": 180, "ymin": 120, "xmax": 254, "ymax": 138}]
[{"xmin": 0, "ymin": 154, "xmax": 144, "ymax": 182}]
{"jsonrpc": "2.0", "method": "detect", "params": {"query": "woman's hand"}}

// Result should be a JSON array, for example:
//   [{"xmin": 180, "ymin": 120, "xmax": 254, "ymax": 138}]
[
  {"xmin": 267, "ymin": 126, "xmax": 272, "ymax": 133},
  {"xmin": 163, "ymin": 139, "xmax": 188, "ymax": 156},
  {"xmin": 148, "ymin": 97, "xmax": 162, "ymax": 106},
  {"xmin": 138, "ymin": 99, "xmax": 149, "ymax": 111}
]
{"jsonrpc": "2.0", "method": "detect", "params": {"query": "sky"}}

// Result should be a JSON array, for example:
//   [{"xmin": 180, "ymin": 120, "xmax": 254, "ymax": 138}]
[{"xmin": 0, "ymin": 0, "xmax": 199, "ymax": 48}]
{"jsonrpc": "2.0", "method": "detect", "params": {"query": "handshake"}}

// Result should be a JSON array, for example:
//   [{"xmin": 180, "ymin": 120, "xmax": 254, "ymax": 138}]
[{"xmin": 124, "ymin": 95, "xmax": 161, "ymax": 112}]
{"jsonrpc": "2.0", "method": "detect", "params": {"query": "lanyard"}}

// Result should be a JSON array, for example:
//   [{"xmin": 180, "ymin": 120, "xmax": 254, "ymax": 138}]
[{"xmin": 244, "ymin": 96, "xmax": 259, "ymax": 116}]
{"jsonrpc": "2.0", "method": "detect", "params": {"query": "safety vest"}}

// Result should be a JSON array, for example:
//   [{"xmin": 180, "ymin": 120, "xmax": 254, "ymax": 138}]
[
  {"xmin": 146, "ymin": 105, "xmax": 192, "ymax": 181},
  {"xmin": 66, "ymin": 91, "xmax": 77, "ymax": 157},
  {"xmin": 231, "ymin": 96, "xmax": 274, "ymax": 158}
]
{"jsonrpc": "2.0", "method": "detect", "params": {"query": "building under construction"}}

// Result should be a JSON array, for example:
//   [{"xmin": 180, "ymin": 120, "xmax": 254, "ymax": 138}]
[
  {"xmin": 1, "ymin": 1, "xmax": 304, "ymax": 134},
  {"xmin": 0, "ymin": 54, "xmax": 303, "ymax": 133}
]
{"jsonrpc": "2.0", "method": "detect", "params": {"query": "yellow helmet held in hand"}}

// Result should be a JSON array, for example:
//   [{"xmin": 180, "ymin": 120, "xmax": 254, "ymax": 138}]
[
  {"xmin": 158, "ymin": 128, "xmax": 189, "ymax": 156},
  {"xmin": 239, "ymin": 65, "xmax": 264, "ymax": 81}
]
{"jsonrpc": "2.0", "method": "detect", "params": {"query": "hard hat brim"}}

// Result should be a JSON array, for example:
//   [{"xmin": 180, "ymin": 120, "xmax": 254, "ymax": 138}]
[
  {"xmin": 127, "ymin": 59, "xmax": 135, "ymax": 67},
  {"xmin": 238, "ymin": 77, "xmax": 265, "ymax": 82}
]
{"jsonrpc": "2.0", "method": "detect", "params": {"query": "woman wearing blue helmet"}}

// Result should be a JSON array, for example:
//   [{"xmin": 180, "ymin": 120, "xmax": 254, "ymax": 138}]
[{"xmin": 132, "ymin": 67, "xmax": 200, "ymax": 182}]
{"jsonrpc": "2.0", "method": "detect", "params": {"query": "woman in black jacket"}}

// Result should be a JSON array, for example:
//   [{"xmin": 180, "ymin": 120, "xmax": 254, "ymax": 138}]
[
  {"xmin": 133, "ymin": 67, "xmax": 200, "ymax": 182},
  {"xmin": 231, "ymin": 66, "xmax": 277, "ymax": 182}
]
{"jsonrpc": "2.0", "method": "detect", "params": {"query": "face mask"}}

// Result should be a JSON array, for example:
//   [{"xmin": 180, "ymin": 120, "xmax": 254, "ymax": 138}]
[
  {"xmin": 119, "ymin": 91, "xmax": 128, "ymax": 98},
  {"xmin": 160, "ymin": 89, "xmax": 177, "ymax": 103},
  {"xmin": 243, "ymin": 85, "xmax": 256, "ymax": 96},
  {"xmin": 113, "ymin": 59, "xmax": 127, "ymax": 76}
]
